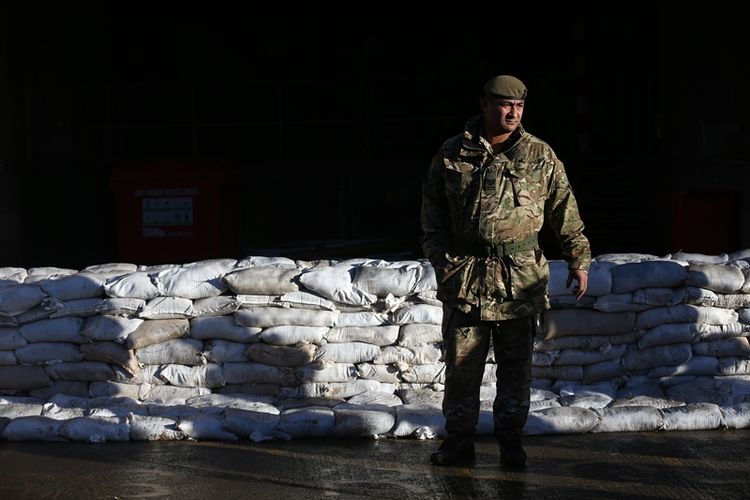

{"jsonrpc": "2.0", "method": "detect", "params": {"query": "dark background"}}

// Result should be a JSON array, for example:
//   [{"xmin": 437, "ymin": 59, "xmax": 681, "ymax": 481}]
[{"xmin": 1, "ymin": 2, "xmax": 748, "ymax": 269}]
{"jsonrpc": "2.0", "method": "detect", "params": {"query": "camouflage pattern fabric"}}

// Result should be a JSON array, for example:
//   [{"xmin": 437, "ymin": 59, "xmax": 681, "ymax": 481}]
[
  {"xmin": 421, "ymin": 115, "xmax": 591, "ymax": 321},
  {"xmin": 442, "ymin": 307, "xmax": 534, "ymax": 440}
]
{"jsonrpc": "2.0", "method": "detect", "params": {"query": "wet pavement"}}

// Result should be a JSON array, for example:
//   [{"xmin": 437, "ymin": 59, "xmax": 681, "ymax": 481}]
[{"xmin": 1, "ymin": 430, "xmax": 748, "ymax": 499}]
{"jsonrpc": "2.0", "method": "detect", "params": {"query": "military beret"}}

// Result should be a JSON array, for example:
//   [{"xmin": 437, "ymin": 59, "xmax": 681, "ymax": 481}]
[{"xmin": 483, "ymin": 75, "xmax": 527, "ymax": 100}]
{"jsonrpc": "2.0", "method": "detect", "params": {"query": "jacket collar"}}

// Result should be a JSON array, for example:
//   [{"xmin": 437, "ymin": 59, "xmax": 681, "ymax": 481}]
[{"xmin": 460, "ymin": 115, "xmax": 525, "ymax": 158}]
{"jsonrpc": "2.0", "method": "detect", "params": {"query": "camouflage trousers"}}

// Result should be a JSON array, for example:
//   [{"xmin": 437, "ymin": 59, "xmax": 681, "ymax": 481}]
[{"xmin": 441, "ymin": 306, "xmax": 534, "ymax": 443}]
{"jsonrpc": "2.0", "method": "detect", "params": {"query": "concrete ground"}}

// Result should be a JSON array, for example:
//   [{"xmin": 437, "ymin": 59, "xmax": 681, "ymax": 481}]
[{"xmin": 1, "ymin": 430, "xmax": 748, "ymax": 499}]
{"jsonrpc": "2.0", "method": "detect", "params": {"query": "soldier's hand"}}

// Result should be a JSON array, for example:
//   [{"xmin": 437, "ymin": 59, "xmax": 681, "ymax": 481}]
[{"xmin": 566, "ymin": 269, "xmax": 588, "ymax": 300}]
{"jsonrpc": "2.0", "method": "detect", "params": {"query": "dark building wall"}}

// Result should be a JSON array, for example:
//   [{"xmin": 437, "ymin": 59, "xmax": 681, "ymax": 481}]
[{"xmin": 1, "ymin": 4, "xmax": 748, "ymax": 268}]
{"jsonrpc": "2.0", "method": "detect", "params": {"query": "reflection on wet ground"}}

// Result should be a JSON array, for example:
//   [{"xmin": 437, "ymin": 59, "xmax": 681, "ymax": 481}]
[{"xmin": 1, "ymin": 430, "xmax": 748, "ymax": 499}]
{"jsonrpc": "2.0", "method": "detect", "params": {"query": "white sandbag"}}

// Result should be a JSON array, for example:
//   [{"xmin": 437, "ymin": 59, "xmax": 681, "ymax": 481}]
[
  {"xmin": 672, "ymin": 251, "xmax": 728, "ymax": 264},
  {"xmin": 711, "ymin": 294, "xmax": 750, "ymax": 309},
  {"xmin": 333, "ymin": 403, "xmax": 396, "ymax": 437},
  {"xmin": 222, "ymin": 362, "xmax": 298, "ymax": 386},
  {"xmin": 335, "ymin": 311, "xmax": 388, "ymax": 327},
  {"xmin": 637, "ymin": 323, "xmax": 699, "ymax": 349},
  {"xmin": 693, "ymin": 337, "xmax": 750, "ymax": 357},
  {"xmin": 158, "ymin": 363, "xmax": 225, "ymax": 388},
  {"xmin": 103, "ymin": 272, "xmax": 159, "ymax": 300},
  {"xmin": 153, "ymin": 259, "xmax": 236, "ymax": 299},
  {"xmin": 135, "ymin": 338, "xmax": 205, "ymax": 366},
  {"xmin": 235, "ymin": 308, "xmax": 338, "ymax": 328},
  {"xmin": 399, "ymin": 364, "xmax": 445, "ymax": 384},
  {"xmin": 234, "ymin": 295, "xmax": 276, "ymax": 308},
  {"xmin": 648, "ymin": 356, "xmax": 718, "ymax": 378},
  {"xmin": 717, "ymin": 357, "xmax": 750, "ymax": 376},
  {"xmin": 222, "ymin": 408, "xmax": 279, "ymax": 442},
  {"xmin": 203, "ymin": 339, "xmax": 249, "ymax": 362},
  {"xmin": 298, "ymin": 264, "xmax": 376, "ymax": 306},
  {"xmin": 659, "ymin": 402, "xmax": 724, "ymax": 431},
  {"xmin": 95, "ymin": 298, "xmax": 146, "ymax": 317},
  {"xmin": 83, "ymin": 263, "xmax": 137, "ymax": 274},
  {"xmin": 275, "ymin": 291, "xmax": 336, "ymax": 311},
  {"xmin": 686, "ymin": 263, "xmax": 745, "ymax": 293},
  {"xmin": 314, "ymin": 342, "xmax": 380, "ymax": 364},
  {"xmin": 611, "ymin": 261, "xmax": 688, "ymax": 293},
  {"xmin": 622, "ymin": 343, "xmax": 692, "ymax": 372},
  {"xmin": 128, "ymin": 414, "xmax": 185, "ymax": 440},
  {"xmin": 373, "ymin": 346, "xmax": 415, "ymax": 365},
  {"xmin": 352, "ymin": 264, "xmax": 420, "ymax": 297},
  {"xmin": 592, "ymin": 406, "xmax": 663, "ymax": 432},
  {"xmin": 235, "ymin": 256, "xmax": 297, "ymax": 269},
  {"xmin": 60, "ymin": 416, "xmax": 130, "ymax": 442},
  {"xmin": 398, "ymin": 324, "xmax": 442, "ymax": 347},
  {"xmin": 524, "ymin": 406, "xmax": 598, "ymax": 435},
  {"xmin": 223, "ymin": 267, "xmax": 300, "ymax": 295},
  {"xmin": 346, "ymin": 391, "xmax": 403, "ymax": 407},
  {"xmin": 216, "ymin": 384, "xmax": 280, "ymax": 397},
  {"xmin": 553, "ymin": 344, "xmax": 627, "ymax": 366},
  {"xmin": 1, "ymin": 416, "xmax": 66, "ymax": 441},
  {"xmin": 0, "ymin": 284, "xmax": 48, "ymax": 317},
  {"xmin": 191, "ymin": 296, "xmax": 240, "ymax": 317},
  {"xmin": 542, "ymin": 309, "xmax": 635, "ymax": 339},
  {"xmin": 283, "ymin": 380, "xmax": 383, "ymax": 400},
  {"xmin": 388, "ymin": 304, "xmax": 443, "ymax": 325},
  {"xmin": 0, "ymin": 399, "xmax": 43, "ymax": 418},
  {"xmin": 720, "ymin": 403, "xmax": 750, "ymax": 429},
  {"xmin": 113, "ymin": 364, "xmax": 161, "ymax": 385},
  {"xmin": 125, "ymin": 318, "xmax": 190, "ymax": 349},
  {"xmin": 80, "ymin": 342, "xmax": 139, "ymax": 376},
  {"xmin": 15, "ymin": 342, "xmax": 84, "ymax": 365},
  {"xmin": 582, "ymin": 359, "xmax": 626, "ymax": 384},
  {"xmin": 356, "ymin": 363, "xmax": 401, "ymax": 384},
  {"xmin": 0, "ymin": 327, "xmax": 26, "ymax": 350},
  {"xmin": 44, "ymin": 361, "xmax": 115, "ymax": 381},
  {"xmin": 609, "ymin": 396, "xmax": 684, "ymax": 409},
  {"xmin": 275, "ymin": 407, "xmax": 335, "ymax": 439},
  {"xmin": 39, "ymin": 273, "xmax": 108, "ymax": 301},
  {"xmin": 43, "ymin": 297, "xmax": 103, "ymax": 318},
  {"xmin": 635, "ymin": 305, "xmax": 738, "ymax": 330},
  {"xmin": 560, "ymin": 393, "xmax": 613, "ymax": 408},
  {"xmin": 185, "ymin": 393, "xmax": 277, "ymax": 413},
  {"xmin": 141, "ymin": 385, "xmax": 211, "ymax": 404},
  {"xmin": 410, "ymin": 344, "xmax": 443, "ymax": 365},
  {"xmin": 41, "ymin": 402, "xmax": 87, "ymax": 420},
  {"xmin": 259, "ymin": 326, "xmax": 329, "ymax": 346},
  {"xmin": 296, "ymin": 363, "xmax": 357, "ymax": 383},
  {"xmin": 592, "ymin": 294, "xmax": 650, "ymax": 313},
  {"xmin": 139, "ymin": 297, "xmax": 195, "ymax": 320},
  {"xmin": 740, "ymin": 308, "xmax": 750, "ymax": 324},
  {"xmin": 278, "ymin": 397, "xmax": 344, "ymax": 411},
  {"xmin": 189, "ymin": 316, "xmax": 262, "ymax": 343},
  {"xmin": 25, "ymin": 267, "xmax": 77, "ymax": 282},
  {"xmin": 673, "ymin": 286, "xmax": 720, "ymax": 307},
  {"xmin": 245, "ymin": 343, "xmax": 316, "ymax": 367},
  {"xmin": 0, "ymin": 267, "xmax": 27, "ymax": 286},
  {"xmin": 19, "ymin": 317, "xmax": 86, "ymax": 343},
  {"xmin": 396, "ymin": 389, "xmax": 443, "ymax": 406},
  {"xmin": 548, "ymin": 260, "xmax": 614, "ymax": 297},
  {"xmin": 10, "ymin": 306, "xmax": 50, "ymax": 326},
  {"xmin": 664, "ymin": 377, "xmax": 736, "ymax": 406},
  {"xmin": 391, "ymin": 404, "xmax": 446, "ymax": 438},
  {"xmin": 690, "ymin": 322, "xmax": 749, "ymax": 342},
  {"xmin": 178, "ymin": 413, "xmax": 239, "ymax": 440},
  {"xmin": 325, "ymin": 325, "xmax": 399, "ymax": 347}
]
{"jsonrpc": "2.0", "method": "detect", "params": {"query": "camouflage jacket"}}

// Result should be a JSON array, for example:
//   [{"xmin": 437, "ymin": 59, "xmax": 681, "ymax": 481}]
[{"xmin": 421, "ymin": 115, "xmax": 591, "ymax": 320}]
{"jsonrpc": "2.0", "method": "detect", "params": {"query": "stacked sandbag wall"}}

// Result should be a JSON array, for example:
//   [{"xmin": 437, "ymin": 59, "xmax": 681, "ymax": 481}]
[{"xmin": 0, "ymin": 250, "xmax": 749, "ymax": 442}]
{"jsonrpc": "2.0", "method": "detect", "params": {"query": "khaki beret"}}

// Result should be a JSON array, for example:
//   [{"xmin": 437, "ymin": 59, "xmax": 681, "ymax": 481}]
[{"xmin": 483, "ymin": 75, "xmax": 527, "ymax": 100}]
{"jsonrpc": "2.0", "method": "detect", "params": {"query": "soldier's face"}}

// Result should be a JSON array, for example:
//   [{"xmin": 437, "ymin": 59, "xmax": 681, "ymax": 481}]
[{"xmin": 482, "ymin": 97, "xmax": 524, "ymax": 136}]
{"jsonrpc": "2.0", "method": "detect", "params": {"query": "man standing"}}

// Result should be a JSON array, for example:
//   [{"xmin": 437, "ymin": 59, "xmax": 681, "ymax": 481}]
[{"xmin": 420, "ymin": 75, "xmax": 591, "ymax": 468}]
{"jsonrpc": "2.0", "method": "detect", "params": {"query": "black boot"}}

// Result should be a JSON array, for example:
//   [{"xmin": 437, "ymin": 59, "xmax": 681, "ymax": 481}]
[
  {"xmin": 430, "ymin": 437, "xmax": 475, "ymax": 466},
  {"xmin": 499, "ymin": 439, "xmax": 527, "ymax": 468}
]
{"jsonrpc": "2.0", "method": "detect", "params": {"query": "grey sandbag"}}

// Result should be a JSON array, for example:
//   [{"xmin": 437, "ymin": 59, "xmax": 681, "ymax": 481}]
[
  {"xmin": 325, "ymin": 325, "xmax": 399, "ymax": 347},
  {"xmin": 0, "ymin": 365, "xmax": 51, "ymax": 390},
  {"xmin": 203, "ymin": 339, "xmax": 249, "ymax": 362},
  {"xmin": 332, "ymin": 403, "xmax": 396, "ymax": 437},
  {"xmin": 245, "ymin": 343, "xmax": 317, "ymax": 367},
  {"xmin": 692, "ymin": 337, "xmax": 750, "ymax": 357},
  {"xmin": 44, "ymin": 361, "xmax": 115, "ymax": 381},
  {"xmin": 592, "ymin": 406, "xmax": 663, "ymax": 432},
  {"xmin": 135, "ymin": 338, "xmax": 205, "ymax": 366},
  {"xmin": 542, "ymin": 309, "xmax": 635, "ymax": 339},
  {"xmin": 128, "ymin": 414, "xmax": 186, "ymax": 441},
  {"xmin": 81, "ymin": 315, "xmax": 143, "ymax": 342},
  {"xmin": 622, "ymin": 343, "xmax": 693, "ymax": 371},
  {"xmin": 80, "ymin": 342, "xmax": 139, "ymax": 376},
  {"xmin": 19, "ymin": 317, "xmax": 86, "ymax": 343},
  {"xmin": 189, "ymin": 316, "xmax": 262, "ymax": 343},
  {"xmin": 222, "ymin": 408, "xmax": 279, "ymax": 442},
  {"xmin": 158, "ymin": 363, "xmax": 225, "ymax": 388},
  {"xmin": 14, "ymin": 342, "xmax": 84, "ymax": 365},
  {"xmin": 635, "ymin": 305, "xmax": 738, "ymax": 330},
  {"xmin": 39, "ymin": 272, "xmax": 109, "ymax": 300},
  {"xmin": 125, "ymin": 318, "xmax": 189, "ymax": 349},
  {"xmin": 524, "ymin": 406, "xmax": 599, "ymax": 435},
  {"xmin": 686, "ymin": 263, "xmax": 745, "ymax": 293},
  {"xmin": 659, "ymin": 402, "xmax": 724, "ymax": 431},
  {"xmin": 721, "ymin": 403, "xmax": 750, "ymax": 429},
  {"xmin": 647, "ymin": 356, "xmax": 718, "ymax": 377},
  {"xmin": 222, "ymin": 362, "xmax": 298, "ymax": 386},
  {"xmin": 1, "ymin": 416, "xmax": 66, "ymax": 441},
  {"xmin": 611, "ymin": 260, "xmax": 688, "ymax": 293},
  {"xmin": 0, "ymin": 327, "xmax": 26, "ymax": 350},
  {"xmin": 234, "ymin": 308, "xmax": 338, "ymax": 328},
  {"xmin": 275, "ymin": 407, "xmax": 335, "ymax": 439},
  {"xmin": 223, "ymin": 267, "xmax": 300, "ymax": 295}
]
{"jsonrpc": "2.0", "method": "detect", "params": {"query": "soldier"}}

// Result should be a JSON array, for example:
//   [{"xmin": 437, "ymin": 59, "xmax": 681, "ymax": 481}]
[{"xmin": 420, "ymin": 74, "xmax": 591, "ymax": 468}]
